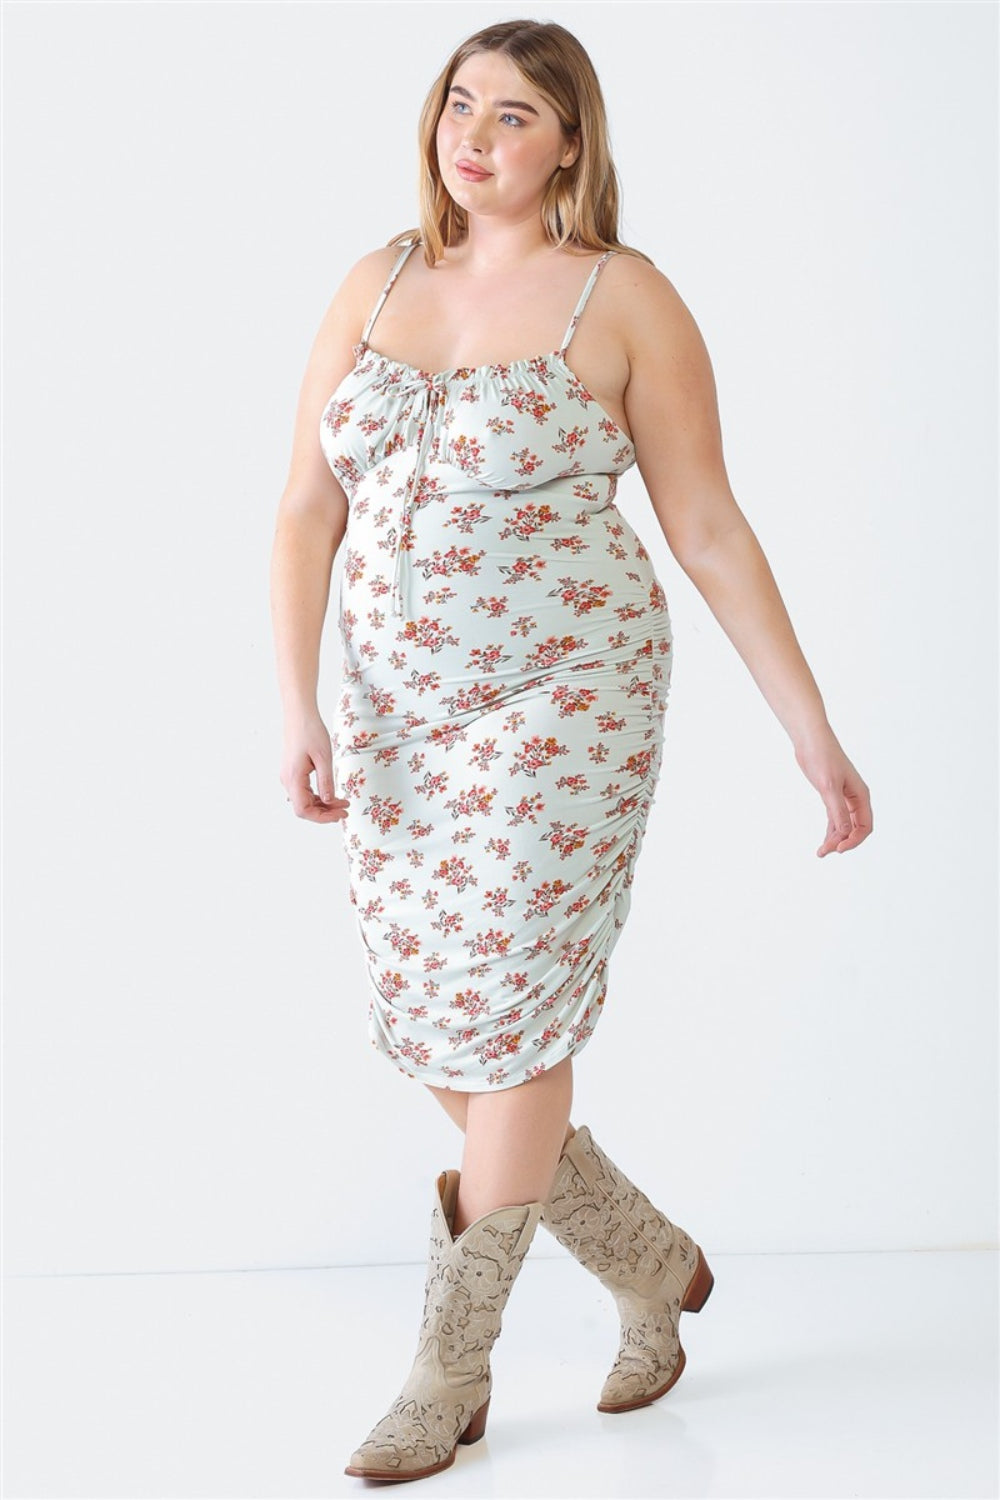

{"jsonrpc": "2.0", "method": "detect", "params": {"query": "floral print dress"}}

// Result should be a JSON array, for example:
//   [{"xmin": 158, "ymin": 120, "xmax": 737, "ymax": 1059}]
[{"xmin": 319, "ymin": 240, "xmax": 673, "ymax": 1091}]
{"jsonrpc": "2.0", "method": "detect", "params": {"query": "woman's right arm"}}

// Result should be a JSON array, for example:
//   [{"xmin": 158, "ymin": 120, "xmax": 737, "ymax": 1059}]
[{"xmin": 269, "ymin": 250, "xmax": 385, "ymax": 822}]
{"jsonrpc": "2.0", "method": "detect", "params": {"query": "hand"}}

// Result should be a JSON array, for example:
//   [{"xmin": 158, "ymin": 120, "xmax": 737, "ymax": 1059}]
[
  {"xmin": 280, "ymin": 712, "xmax": 350, "ymax": 825},
  {"xmin": 794, "ymin": 727, "xmax": 873, "ymax": 857}
]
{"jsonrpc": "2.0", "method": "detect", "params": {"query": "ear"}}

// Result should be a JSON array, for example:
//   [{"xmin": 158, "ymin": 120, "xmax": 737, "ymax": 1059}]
[{"xmin": 560, "ymin": 131, "xmax": 581, "ymax": 170}]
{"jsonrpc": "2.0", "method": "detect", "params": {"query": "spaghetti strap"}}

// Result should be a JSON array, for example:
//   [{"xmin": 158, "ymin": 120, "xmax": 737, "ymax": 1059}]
[
  {"xmin": 558, "ymin": 250, "xmax": 616, "ymax": 357},
  {"xmin": 359, "ymin": 240, "xmax": 420, "ymax": 350}
]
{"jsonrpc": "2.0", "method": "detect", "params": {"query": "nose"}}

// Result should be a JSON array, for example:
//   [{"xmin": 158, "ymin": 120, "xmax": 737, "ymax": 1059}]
[{"xmin": 461, "ymin": 118, "xmax": 490, "ymax": 153}]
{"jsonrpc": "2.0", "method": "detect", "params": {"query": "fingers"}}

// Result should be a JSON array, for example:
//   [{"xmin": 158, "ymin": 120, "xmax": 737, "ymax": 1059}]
[
  {"xmin": 817, "ymin": 818, "xmax": 864, "ymax": 856},
  {"xmin": 315, "ymin": 751, "xmax": 338, "ymax": 806},
  {"xmin": 280, "ymin": 728, "xmax": 349, "ymax": 823},
  {"xmin": 303, "ymin": 751, "xmax": 348, "ymax": 821},
  {"xmin": 282, "ymin": 771, "xmax": 350, "ymax": 823},
  {"xmin": 816, "ymin": 782, "xmax": 873, "ymax": 857},
  {"xmin": 816, "ymin": 776, "xmax": 851, "ymax": 856},
  {"xmin": 816, "ymin": 818, "xmax": 849, "ymax": 857},
  {"xmin": 294, "ymin": 776, "xmax": 350, "ymax": 822},
  {"xmin": 302, "ymin": 797, "xmax": 350, "ymax": 824},
  {"xmin": 289, "ymin": 789, "xmax": 350, "ymax": 823}
]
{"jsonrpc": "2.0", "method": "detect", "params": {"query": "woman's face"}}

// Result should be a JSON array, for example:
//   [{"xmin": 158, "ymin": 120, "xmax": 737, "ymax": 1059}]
[{"xmin": 436, "ymin": 51, "xmax": 579, "ymax": 225}]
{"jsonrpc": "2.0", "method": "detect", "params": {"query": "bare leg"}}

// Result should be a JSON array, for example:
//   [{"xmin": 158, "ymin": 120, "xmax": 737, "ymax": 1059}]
[
  {"xmin": 425, "ymin": 1084, "xmax": 469, "ymax": 1133},
  {"xmin": 426, "ymin": 1079, "xmax": 575, "ymax": 1161},
  {"xmin": 448, "ymin": 1057, "xmax": 575, "ymax": 1235}
]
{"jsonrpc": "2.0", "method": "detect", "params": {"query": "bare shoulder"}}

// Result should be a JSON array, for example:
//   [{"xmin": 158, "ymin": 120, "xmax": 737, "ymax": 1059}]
[
  {"xmin": 611, "ymin": 253, "xmax": 734, "ymax": 565},
  {"xmin": 603, "ymin": 252, "xmax": 711, "ymax": 374},
  {"xmin": 299, "ymin": 241, "xmax": 413, "ymax": 409},
  {"xmin": 346, "ymin": 240, "xmax": 415, "ymax": 296},
  {"xmin": 278, "ymin": 242, "xmax": 413, "ymax": 515},
  {"xmin": 318, "ymin": 241, "xmax": 414, "ymax": 345}
]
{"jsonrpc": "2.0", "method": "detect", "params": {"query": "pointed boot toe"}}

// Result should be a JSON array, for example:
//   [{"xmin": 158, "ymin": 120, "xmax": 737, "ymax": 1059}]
[{"xmin": 345, "ymin": 1172, "xmax": 540, "ymax": 1482}]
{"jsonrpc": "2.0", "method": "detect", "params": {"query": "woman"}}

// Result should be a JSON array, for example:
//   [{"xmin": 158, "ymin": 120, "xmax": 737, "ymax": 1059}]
[{"xmin": 270, "ymin": 17, "xmax": 873, "ymax": 1485}]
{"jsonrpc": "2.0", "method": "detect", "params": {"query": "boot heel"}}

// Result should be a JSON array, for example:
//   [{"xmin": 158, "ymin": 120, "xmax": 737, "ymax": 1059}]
[
  {"xmin": 458, "ymin": 1397, "xmax": 490, "ymax": 1446},
  {"xmin": 681, "ymin": 1247, "xmax": 715, "ymax": 1313}
]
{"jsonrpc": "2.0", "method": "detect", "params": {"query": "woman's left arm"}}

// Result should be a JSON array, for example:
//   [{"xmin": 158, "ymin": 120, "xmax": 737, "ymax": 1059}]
[{"xmin": 619, "ymin": 261, "xmax": 873, "ymax": 857}]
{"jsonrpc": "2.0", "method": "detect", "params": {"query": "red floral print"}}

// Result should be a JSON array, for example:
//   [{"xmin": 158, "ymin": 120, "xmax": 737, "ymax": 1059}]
[{"xmin": 317, "ymin": 241, "xmax": 673, "ymax": 1090}]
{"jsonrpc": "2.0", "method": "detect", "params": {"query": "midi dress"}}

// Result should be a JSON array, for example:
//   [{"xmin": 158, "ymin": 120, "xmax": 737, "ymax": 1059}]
[{"xmin": 319, "ymin": 240, "xmax": 673, "ymax": 1091}]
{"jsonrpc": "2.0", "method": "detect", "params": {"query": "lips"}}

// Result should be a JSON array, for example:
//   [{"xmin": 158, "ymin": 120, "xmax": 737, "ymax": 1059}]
[{"xmin": 456, "ymin": 159, "xmax": 492, "ymax": 178}]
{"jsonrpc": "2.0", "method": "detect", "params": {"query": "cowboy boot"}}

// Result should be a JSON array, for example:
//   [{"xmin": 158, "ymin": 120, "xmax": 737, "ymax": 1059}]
[
  {"xmin": 345, "ymin": 1171, "xmax": 542, "ymax": 1482},
  {"xmin": 540, "ymin": 1124, "xmax": 714, "ymax": 1413}
]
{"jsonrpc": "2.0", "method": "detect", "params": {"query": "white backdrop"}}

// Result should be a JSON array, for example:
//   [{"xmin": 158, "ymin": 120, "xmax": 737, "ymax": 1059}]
[{"xmin": 4, "ymin": 1, "xmax": 996, "ymax": 1276}]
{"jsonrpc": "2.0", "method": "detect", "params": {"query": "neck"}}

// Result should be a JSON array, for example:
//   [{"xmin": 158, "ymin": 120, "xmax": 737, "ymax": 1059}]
[{"xmin": 443, "ymin": 215, "xmax": 565, "ymax": 275}]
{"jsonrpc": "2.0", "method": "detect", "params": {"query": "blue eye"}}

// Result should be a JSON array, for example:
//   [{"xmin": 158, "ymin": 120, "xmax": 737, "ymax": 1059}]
[{"xmin": 449, "ymin": 101, "xmax": 525, "ymax": 128}]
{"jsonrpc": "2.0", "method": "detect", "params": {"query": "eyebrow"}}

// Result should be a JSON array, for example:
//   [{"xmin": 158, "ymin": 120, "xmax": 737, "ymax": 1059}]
[{"xmin": 448, "ymin": 84, "xmax": 540, "ymax": 117}]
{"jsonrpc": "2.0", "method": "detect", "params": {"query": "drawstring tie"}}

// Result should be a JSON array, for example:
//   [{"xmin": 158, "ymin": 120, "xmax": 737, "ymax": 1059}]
[{"xmin": 390, "ymin": 377, "xmax": 448, "ymax": 619}]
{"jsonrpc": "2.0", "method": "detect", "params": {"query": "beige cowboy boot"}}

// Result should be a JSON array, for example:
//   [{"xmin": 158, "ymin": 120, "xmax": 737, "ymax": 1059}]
[
  {"xmin": 540, "ymin": 1124, "xmax": 714, "ymax": 1413},
  {"xmin": 345, "ymin": 1171, "xmax": 542, "ymax": 1482}
]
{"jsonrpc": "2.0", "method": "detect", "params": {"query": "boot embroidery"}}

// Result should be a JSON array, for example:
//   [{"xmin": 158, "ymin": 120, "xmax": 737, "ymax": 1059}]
[
  {"xmin": 346, "ymin": 1178, "xmax": 542, "ymax": 1479},
  {"xmin": 539, "ymin": 1125, "xmax": 710, "ymax": 1411}
]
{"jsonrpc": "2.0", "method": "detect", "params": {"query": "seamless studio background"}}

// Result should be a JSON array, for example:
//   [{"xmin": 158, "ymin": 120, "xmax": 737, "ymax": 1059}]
[{"xmin": 4, "ymin": 1, "xmax": 997, "ymax": 1282}]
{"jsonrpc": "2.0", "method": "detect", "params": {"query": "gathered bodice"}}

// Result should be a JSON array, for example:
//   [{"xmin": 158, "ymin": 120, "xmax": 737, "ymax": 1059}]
[
  {"xmin": 320, "ymin": 343, "xmax": 634, "ymax": 493},
  {"xmin": 318, "ymin": 242, "xmax": 631, "ymax": 616}
]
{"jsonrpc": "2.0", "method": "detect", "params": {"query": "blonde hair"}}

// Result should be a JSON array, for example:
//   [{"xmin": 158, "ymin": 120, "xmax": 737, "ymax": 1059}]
[{"xmin": 387, "ymin": 18, "xmax": 654, "ymax": 267}]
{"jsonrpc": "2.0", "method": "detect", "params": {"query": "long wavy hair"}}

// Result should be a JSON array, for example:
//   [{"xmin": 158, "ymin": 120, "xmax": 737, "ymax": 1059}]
[{"xmin": 388, "ymin": 19, "xmax": 654, "ymax": 267}]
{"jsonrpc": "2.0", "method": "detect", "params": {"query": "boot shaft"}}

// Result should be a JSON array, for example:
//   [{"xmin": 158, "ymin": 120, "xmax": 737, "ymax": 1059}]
[
  {"xmin": 416, "ymin": 1171, "xmax": 543, "ymax": 1375},
  {"xmin": 345, "ymin": 1172, "xmax": 542, "ymax": 1481},
  {"xmin": 540, "ymin": 1124, "xmax": 697, "ymax": 1297}
]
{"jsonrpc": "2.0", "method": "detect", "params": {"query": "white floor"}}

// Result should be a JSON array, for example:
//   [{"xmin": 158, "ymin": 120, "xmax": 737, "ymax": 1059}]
[{"xmin": 3, "ymin": 1250, "xmax": 997, "ymax": 1499}]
